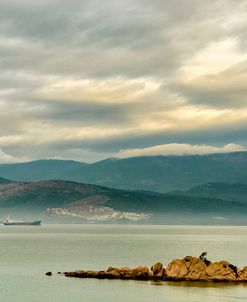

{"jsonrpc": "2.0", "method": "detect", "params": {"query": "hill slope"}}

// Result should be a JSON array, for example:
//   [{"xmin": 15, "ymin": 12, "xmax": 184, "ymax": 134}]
[
  {"xmin": 175, "ymin": 182, "xmax": 247, "ymax": 203},
  {"xmin": 0, "ymin": 180, "xmax": 247, "ymax": 224}
]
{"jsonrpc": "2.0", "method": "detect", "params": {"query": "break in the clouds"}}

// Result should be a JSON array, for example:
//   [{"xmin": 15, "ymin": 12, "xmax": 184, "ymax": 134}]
[{"xmin": 0, "ymin": 0, "xmax": 247, "ymax": 163}]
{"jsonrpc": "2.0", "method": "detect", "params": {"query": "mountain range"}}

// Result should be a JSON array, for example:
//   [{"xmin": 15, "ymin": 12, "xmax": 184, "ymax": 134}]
[
  {"xmin": 1, "ymin": 152, "xmax": 247, "ymax": 224},
  {"xmin": 0, "ymin": 178, "xmax": 246, "ymax": 225},
  {"xmin": 0, "ymin": 152, "xmax": 247, "ymax": 192}
]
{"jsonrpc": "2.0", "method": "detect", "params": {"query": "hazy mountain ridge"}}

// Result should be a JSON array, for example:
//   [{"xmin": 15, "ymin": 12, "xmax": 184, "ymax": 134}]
[
  {"xmin": 1, "ymin": 152, "xmax": 247, "ymax": 192},
  {"xmin": 173, "ymin": 182, "xmax": 247, "ymax": 203},
  {"xmin": 0, "ymin": 179, "xmax": 247, "ymax": 224},
  {"xmin": 0, "ymin": 160, "xmax": 86, "ymax": 182},
  {"xmin": 0, "ymin": 180, "xmax": 107, "ymax": 209}
]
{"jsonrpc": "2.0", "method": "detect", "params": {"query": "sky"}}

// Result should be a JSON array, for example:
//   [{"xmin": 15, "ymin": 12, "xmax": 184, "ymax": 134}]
[{"xmin": 0, "ymin": 0, "xmax": 247, "ymax": 163}]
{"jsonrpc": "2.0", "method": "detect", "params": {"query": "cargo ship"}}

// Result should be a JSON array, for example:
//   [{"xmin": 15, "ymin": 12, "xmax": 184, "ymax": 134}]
[{"xmin": 3, "ymin": 216, "xmax": 41, "ymax": 226}]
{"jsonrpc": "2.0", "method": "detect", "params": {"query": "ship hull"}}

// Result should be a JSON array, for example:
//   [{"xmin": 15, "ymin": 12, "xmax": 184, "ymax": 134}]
[{"xmin": 4, "ymin": 220, "xmax": 41, "ymax": 226}]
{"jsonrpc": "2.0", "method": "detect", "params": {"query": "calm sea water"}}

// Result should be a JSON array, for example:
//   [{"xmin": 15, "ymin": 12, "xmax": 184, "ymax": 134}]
[{"xmin": 1, "ymin": 224, "xmax": 247, "ymax": 302}]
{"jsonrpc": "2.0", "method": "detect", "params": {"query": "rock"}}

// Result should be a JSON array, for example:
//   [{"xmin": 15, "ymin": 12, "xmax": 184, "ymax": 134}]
[
  {"xmin": 187, "ymin": 261, "xmax": 207, "ymax": 279},
  {"xmin": 107, "ymin": 266, "xmax": 143, "ymax": 279},
  {"xmin": 106, "ymin": 266, "xmax": 116, "ymax": 272},
  {"xmin": 185, "ymin": 258, "xmax": 208, "ymax": 279},
  {"xmin": 151, "ymin": 262, "xmax": 165, "ymax": 279},
  {"xmin": 46, "ymin": 271, "xmax": 52, "ymax": 276},
  {"xmin": 119, "ymin": 267, "xmax": 134, "ymax": 279},
  {"xmin": 120, "ymin": 266, "xmax": 132, "ymax": 274},
  {"xmin": 205, "ymin": 261, "xmax": 237, "ymax": 280},
  {"xmin": 166, "ymin": 259, "xmax": 189, "ymax": 279},
  {"xmin": 64, "ymin": 266, "xmax": 149, "ymax": 280},
  {"xmin": 148, "ymin": 271, "xmax": 154, "ymax": 279},
  {"xmin": 64, "ymin": 270, "xmax": 99, "ymax": 278},
  {"xmin": 62, "ymin": 255, "xmax": 247, "ymax": 282},
  {"xmin": 151, "ymin": 262, "xmax": 163, "ymax": 275},
  {"xmin": 165, "ymin": 257, "xmax": 239, "ymax": 281},
  {"xmin": 132, "ymin": 266, "xmax": 149, "ymax": 280},
  {"xmin": 104, "ymin": 268, "xmax": 121, "ymax": 279},
  {"xmin": 156, "ymin": 268, "xmax": 166, "ymax": 279},
  {"xmin": 167, "ymin": 256, "xmax": 210, "ymax": 280},
  {"xmin": 238, "ymin": 266, "xmax": 247, "ymax": 280}
]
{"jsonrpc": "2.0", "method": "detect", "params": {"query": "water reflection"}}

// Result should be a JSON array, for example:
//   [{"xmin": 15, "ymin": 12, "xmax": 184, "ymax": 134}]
[{"xmin": 166, "ymin": 281, "xmax": 247, "ymax": 288}]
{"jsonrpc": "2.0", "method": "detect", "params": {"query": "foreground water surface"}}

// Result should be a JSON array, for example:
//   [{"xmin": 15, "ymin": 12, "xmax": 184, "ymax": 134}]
[{"xmin": 1, "ymin": 224, "xmax": 247, "ymax": 302}]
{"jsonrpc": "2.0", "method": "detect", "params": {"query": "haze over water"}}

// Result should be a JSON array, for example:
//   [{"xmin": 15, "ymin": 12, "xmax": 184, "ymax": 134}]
[{"xmin": 1, "ymin": 224, "xmax": 247, "ymax": 302}]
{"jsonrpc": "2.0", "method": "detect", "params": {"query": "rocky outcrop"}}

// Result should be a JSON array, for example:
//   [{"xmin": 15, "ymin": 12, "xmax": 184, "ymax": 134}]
[
  {"xmin": 62, "ymin": 255, "xmax": 247, "ymax": 282},
  {"xmin": 151, "ymin": 262, "xmax": 165, "ymax": 279},
  {"xmin": 205, "ymin": 261, "xmax": 237, "ymax": 280},
  {"xmin": 65, "ymin": 265, "xmax": 153, "ymax": 280},
  {"xmin": 166, "ymin": 256, "xmax": 238, "ymax": 281}
]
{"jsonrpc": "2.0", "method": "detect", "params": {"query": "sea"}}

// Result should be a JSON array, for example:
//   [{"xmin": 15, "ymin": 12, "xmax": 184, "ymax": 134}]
[{"xmin": 0, "ymin": 224, "xmax": 247, "ymax": 302}]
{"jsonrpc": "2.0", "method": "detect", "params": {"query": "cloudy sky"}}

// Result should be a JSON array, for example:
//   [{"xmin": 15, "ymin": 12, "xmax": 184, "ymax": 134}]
[{"xmin": 0, "ymin": 0, "xmax": 247, "ymax": 163}]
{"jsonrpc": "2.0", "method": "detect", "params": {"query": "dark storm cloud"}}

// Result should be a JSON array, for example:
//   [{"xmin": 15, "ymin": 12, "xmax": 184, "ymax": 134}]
[
  {"xmin": 30, "ymin": 99, "xmax": 134, "ymax": 126},
  {"xmin": 0, "ymin": 0, "xmax": 232, "ymax": 77}
]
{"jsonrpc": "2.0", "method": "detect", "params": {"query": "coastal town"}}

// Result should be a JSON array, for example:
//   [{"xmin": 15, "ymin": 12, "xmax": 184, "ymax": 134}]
[{"xmin": 47, "ymin": 204, "xmax": 151, "ymax": 222}]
